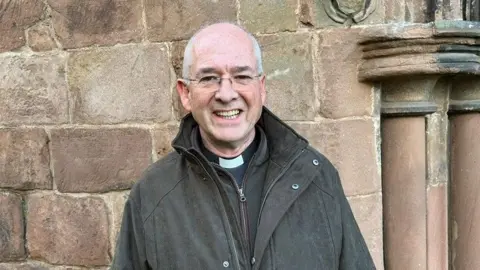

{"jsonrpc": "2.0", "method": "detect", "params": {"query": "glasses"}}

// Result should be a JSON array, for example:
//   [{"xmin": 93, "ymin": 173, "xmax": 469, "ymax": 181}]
[{"xmin": 182, "ymin": 74, "xmax": 262, "ymax": 90}]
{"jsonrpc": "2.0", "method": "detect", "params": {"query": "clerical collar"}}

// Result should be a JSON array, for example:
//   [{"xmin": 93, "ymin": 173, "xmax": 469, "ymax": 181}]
[{"xmin": 199, "ymin": 129, "xmax": 259, "ymax": 169}]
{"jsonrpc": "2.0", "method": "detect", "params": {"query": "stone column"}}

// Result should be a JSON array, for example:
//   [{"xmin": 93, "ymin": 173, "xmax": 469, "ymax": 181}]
[
  {"xmin": 450, "ymin": 76, "xmax": 480, "ymax": 269},
  {"xmin": 382, "ymin": 116, "xmax": 427, "ymax": 270}
]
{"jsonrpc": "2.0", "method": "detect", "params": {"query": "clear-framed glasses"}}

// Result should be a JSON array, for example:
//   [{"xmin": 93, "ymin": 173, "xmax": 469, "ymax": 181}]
[{"xmin": 181, "ymin": 74, "xmax": 262, "ymax": 90}]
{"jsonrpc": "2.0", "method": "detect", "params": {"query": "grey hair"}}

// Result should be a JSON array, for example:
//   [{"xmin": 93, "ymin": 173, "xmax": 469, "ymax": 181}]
[{"xmin": 182, "ymin": 25, "xmax": 264, "ymax": 79}]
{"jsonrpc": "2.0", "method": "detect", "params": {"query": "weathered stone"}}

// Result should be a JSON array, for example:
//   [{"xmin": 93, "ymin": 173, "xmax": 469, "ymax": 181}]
[
  {"xmin": 50, "ymin": 128, "xmax": 152, "ymax": 193},
  {"xmin": 0, "ymin": 128, "xmax": 51, "ymax": 190},
  {"xmin": 385, "ymin": 0, "xmax": 433, "ymax": 23},
  {"xmin": 239, "ymin": 0, "xmax": 297, "ymax": 33},
  {"xmin": 153, "ymin": 124, "xmax": 180, "ymax": 160},
  {"xmin": 47, "ymin": 0, "xmax": 142, "ymax": 49},
  {"xmin": 68, "ymin": 44, "xmax": 172, "ymax": 124},
  {"xmin": 27, "ymin": 193, "xmax": 110, "ymax": 266},
  {"xmin": 426, "ymin": 113, "xmax": 449, "ymax": 185},
  {"xmin": 259, "ymin": 33, "xmax": 315, "ymax": 121},
  {"xmin": 427, "ymin": 184, "xmax": 448, "ymax": 270},
  {"xmin": 0, "ymin": 54, "xmax": 68, "ymax": 124},
  {"xmin": 145, "ymin": 0, "xmax": 237, "ymax": 41},
  {"xmin": 317, "ymin": 29, "xmax": 373, "ymax": 118},
  {"xmin": 27, "ymin": 22, "xmax": 57, "ymax": 52},
  {"xmin": 290, "ymin": 119, "xmax": 380, "ymax": 196},
  {"xmin": 0, "ymin": 262, "xmax": 107, "ymax": 270},
  {"xmin": 348, "ymin": 193, "xmax": 383, "ymax": 269},
  {"xmin": 0, "ymin": 192, "xmax": 25, "ymax": 261},
  {"xmin": 0, "ymin": 0, "xmax": 45, "ymax": 52},
  {"xmin": 382, "ymin": 117, "xmax": 426, "ymax": 270},
  {"xmin": 103, "ymin": 191, "xmax": 129, "ymax": 256},
  {"xmin": 299, "ymin": 0, "xmax": 383, "ymax": 28}
]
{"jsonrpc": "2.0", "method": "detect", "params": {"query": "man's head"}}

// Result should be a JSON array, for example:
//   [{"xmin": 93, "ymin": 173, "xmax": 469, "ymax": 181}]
[{"xmin": 177, "ymin": 23, "xmax": 266, "ymax": 155}]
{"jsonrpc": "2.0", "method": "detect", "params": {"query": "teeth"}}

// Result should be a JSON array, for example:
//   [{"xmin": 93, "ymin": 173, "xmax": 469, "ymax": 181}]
[{"xmin": 215, "ymin": 110, "xmax": 240, "ymax": 118}]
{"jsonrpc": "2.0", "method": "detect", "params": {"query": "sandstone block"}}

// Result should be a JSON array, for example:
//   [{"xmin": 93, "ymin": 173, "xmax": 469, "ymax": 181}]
[
  {"xmin": 27, "ymin": 193, "xmax": 109, "ymax": 266},
  {"xmin": 348, "ymin": 193, "xmax": 384, "ymax": 269},
  {"xmin": 0, "ymin": 128, "xmax": 51, "ymax": 190},
  {"xmin": 317, "ymin": 29, "xmax": 373, "ymax": 118},
  {"xmin": 145, "ymin": 0, "xmax": 237, "ymax": 41},
  {"xmin": 26, "ymin": 22, "xmax": 57, "ymax": 52},
  {"xmin": 0, "ymin": 262, "xmax": 106, "ymax": 270},
  {"xmin": 103, "ymin": 191, "xmax": 129, "ymax": 256},
  {"xmin": 68, "ymin": 44, "xmax": 172, "ymax": 124},
  {"xmin": 0, "ymin": 192, "xmax": 25, "ymax": 261},
  {"xmin": 0, "ymin": 0, "xmax": 45, "ymax": 52},
  {"xmin": 239, "ymin": 0, "xmax": 297, "ymax": 33},
  {"xmin": 290, "ymin": 119, "xmax": 380, "ymax": 196},
  {"xmin": 153, "ymin": 124, "xmax": 180, "ymax": 160},
  {"xmin": 171, "ymin": 41, "xmax": 190, "ymax": 120},
  {"xmin": 47, "ymin": 0, "xmax": 142, "ymax": 49},
  {"xmin": 259, "ymin": 33, "xmax": 315, "ymax": 121},
  {"xmin": 0, "ymin": 54, "xmax": 68, "ymax": 124},
  {"xmin": 50, "ymin": 128, "xmax": 152, "ymax": 193}
]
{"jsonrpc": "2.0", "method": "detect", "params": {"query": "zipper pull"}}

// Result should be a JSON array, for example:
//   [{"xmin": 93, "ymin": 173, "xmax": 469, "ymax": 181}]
[{"xmin": 239, "ymin": 188, "xmax": 247, "ymax": 202}]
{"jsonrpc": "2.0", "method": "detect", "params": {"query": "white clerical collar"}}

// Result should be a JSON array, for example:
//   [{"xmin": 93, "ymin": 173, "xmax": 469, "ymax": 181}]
[{"xmin": 219, "ymin": 155, "xmax": 244, "ymax": 169}]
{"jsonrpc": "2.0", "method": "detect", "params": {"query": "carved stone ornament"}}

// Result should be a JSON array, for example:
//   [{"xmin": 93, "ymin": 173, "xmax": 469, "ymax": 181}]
[{"xmin": 323, "ymin": 0, "xmax": 376, "ymax": 23}]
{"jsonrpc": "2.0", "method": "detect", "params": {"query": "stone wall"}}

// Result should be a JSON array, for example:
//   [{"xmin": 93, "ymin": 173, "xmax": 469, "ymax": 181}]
[{"xmin": 2, "ymin": 0, "xmax": 469, "ymax": 269}]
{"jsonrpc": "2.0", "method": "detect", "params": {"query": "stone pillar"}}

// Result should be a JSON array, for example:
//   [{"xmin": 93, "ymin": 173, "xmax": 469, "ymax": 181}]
[
  {"xmin": 450, "ymin": 76, "xmax": 480, "ymax": 269},
  {"xmin": 382, "ymin": 117, "xmax": 427, "ymax": 270}
]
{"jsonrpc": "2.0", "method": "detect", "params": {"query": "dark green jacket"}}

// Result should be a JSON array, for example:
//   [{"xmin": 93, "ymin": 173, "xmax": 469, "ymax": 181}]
[{"xmin": 112, "ymin": 108, "xmax": 376, "ymax": 270}]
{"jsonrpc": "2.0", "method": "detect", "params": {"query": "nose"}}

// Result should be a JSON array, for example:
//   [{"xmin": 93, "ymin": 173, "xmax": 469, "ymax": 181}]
[{"xmin": 214, "ymin": 77, "xmax": 239, "ymax": 103}]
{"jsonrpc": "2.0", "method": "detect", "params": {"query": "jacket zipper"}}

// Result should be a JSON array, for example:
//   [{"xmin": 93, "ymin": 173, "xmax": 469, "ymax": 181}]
[{"xmin": 213, "ymin": 154, "xmax": 255, "ymax": 269}]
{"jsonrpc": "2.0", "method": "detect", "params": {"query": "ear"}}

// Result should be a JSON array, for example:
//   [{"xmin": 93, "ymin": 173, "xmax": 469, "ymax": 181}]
[
  {"xmin": 259, "ymin": 75, "xmax": 266, "ymax": 105},
  {"xmin": 176, "ymin": 80, "xmax": 192, "ymax": 112}
]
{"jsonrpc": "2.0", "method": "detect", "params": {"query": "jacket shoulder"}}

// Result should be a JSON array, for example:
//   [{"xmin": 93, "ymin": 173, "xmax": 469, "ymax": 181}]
[
  {"xmin": 128, "ymin": 151, "xmax": 187, "ymax": 222},
  {"xmin": 302, "ymin": 146, "xmax": 341, "ymax": 198}
]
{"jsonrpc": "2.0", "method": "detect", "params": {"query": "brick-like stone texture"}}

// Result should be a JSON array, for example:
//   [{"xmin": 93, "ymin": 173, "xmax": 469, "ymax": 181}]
[
  {"xmin": 0, "ymin": 54, "xmax": 68, "ymax": 124},
  {"xmin": 26, "ymin": 22, "xmax": 57, "ymax": 52},
  {"xmin": 0, "ymin": 128, "xmax": 51, "ymax": 190},
  {"xmin": 171, "ymin": 41, "xmax": 190, "ymax": 120},
  {"xmin": 348, "ymin": 193, "xmax": 383, "ymax": 270},
  {"xmin": 68, "ymin": 44, "xmax": 172, "ymax": 124},
  {"xmin": 291, "ymin": 119, "xmax": 380, "ymax": 196},
  {"xmin": 103, "ymin": 192, "xmax": 129, "ymax": 255},
  {"xmin": 239, "ymin": 0, "xmax": 297, "ymax": 33},
  {"xmin": 0, "ymin": 0, "xmax": 45, "ymax": 52},
  {"xmin": 47, "ymin": 0, "xmax": 142, "ymax": 49},
  {"xmin": 153, "ymin": 124, "xmax": 180, "ymax": 160},
  {"xmin": 51, "ymin": 128, "xmax": 152, "ymax": 193},
  {"xmin": 145, "ymin": 0, "xmax": 237, "ymax": 41},
  {"xmin": 259, "ymin": 34, "xmax": 315, "ymax": 121},
  {"xmin": 0, "ymin": 262, "xmax": 108, "ymax": 270},
  {"xmin": 0, "ymin": 192, "xmax": 25, "ymax": 261},
  {"xmin": 316, "ymin": 29, "xmax": 373, "ymax": 118},
  {"xmin": 27, "ymin": 194, "xmax": 110, "ymax": 266}
]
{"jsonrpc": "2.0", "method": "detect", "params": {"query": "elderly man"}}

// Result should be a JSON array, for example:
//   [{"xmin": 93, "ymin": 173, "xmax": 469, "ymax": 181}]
[{"xmin": 112, "ymin": 23, "xmax": 375, "ymax": 269}]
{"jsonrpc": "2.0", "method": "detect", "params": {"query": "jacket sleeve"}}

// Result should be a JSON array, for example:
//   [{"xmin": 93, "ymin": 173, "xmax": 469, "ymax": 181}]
[
  {"xmin": 335, "ymin": 171, "xmax": 377, "ymax": 270},
  {"xmin": 111, "ymin": 197, "xmax": 150, "ymax": 270}
]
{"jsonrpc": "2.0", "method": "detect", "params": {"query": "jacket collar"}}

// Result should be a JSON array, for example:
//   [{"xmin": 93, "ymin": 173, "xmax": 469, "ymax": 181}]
[{"xmin": 172, "ymin": 106, "xmax": 309, "ymax": 168}]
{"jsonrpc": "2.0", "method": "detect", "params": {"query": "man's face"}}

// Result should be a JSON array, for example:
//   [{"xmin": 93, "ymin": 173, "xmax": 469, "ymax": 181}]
[{"xmin": 177, "ymin": 28, "xmax": 266, "ymax": 148}]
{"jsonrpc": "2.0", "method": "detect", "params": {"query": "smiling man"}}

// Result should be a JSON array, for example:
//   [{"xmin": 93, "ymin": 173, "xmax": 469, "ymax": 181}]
[{"xmin": 112, "ymin": 23, "xmax": 375, "ymax": 270}]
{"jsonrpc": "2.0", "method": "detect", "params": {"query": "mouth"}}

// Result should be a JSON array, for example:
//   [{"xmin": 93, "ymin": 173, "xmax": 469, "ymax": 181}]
[{"xmin": 213, "ymin": 109, "xmax": 242, "ymax": 120}]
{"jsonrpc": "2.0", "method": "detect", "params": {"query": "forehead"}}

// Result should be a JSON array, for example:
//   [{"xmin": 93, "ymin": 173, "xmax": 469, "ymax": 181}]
[{"xmin": 191, "ymin": 33, "xmax": 256, "ymax": 72}]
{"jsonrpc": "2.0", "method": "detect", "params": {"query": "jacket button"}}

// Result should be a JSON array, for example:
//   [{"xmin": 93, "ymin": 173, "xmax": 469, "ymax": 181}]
[
  {"xmin": 223, "ymin": 261, "xmax": 229, "ymax": 267},
  {"xmin": 313, "ymin": 159, "xmax": 319, "ymax": 166},
  {"xmin": 251, "ymin": 257, "xmax": 256, "ymax": 265},
  {"xmin": 292, "ymin": 184, "xmax": 299, "ymax": 190}
]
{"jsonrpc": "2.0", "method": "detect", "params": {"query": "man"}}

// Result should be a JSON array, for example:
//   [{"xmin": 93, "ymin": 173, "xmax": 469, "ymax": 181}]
[{"xmin": 112, "ymin": 22, "xmax": 375, "ymax": 269}]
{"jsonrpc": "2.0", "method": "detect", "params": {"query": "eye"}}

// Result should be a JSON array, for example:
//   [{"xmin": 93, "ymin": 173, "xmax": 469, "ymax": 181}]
[
  {"xmin": 235, "ymin": 75, "xmax": 253, "ymax": 80},
  {"xmin": 199, "ymin": 76, "xmax": 219, "ymax": 83}
]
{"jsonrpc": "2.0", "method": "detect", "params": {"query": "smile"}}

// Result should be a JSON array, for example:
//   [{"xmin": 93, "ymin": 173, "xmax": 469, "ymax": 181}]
[{"xmin": 214, "ymin": 109, "xmax": 241, "ymax": 119}]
